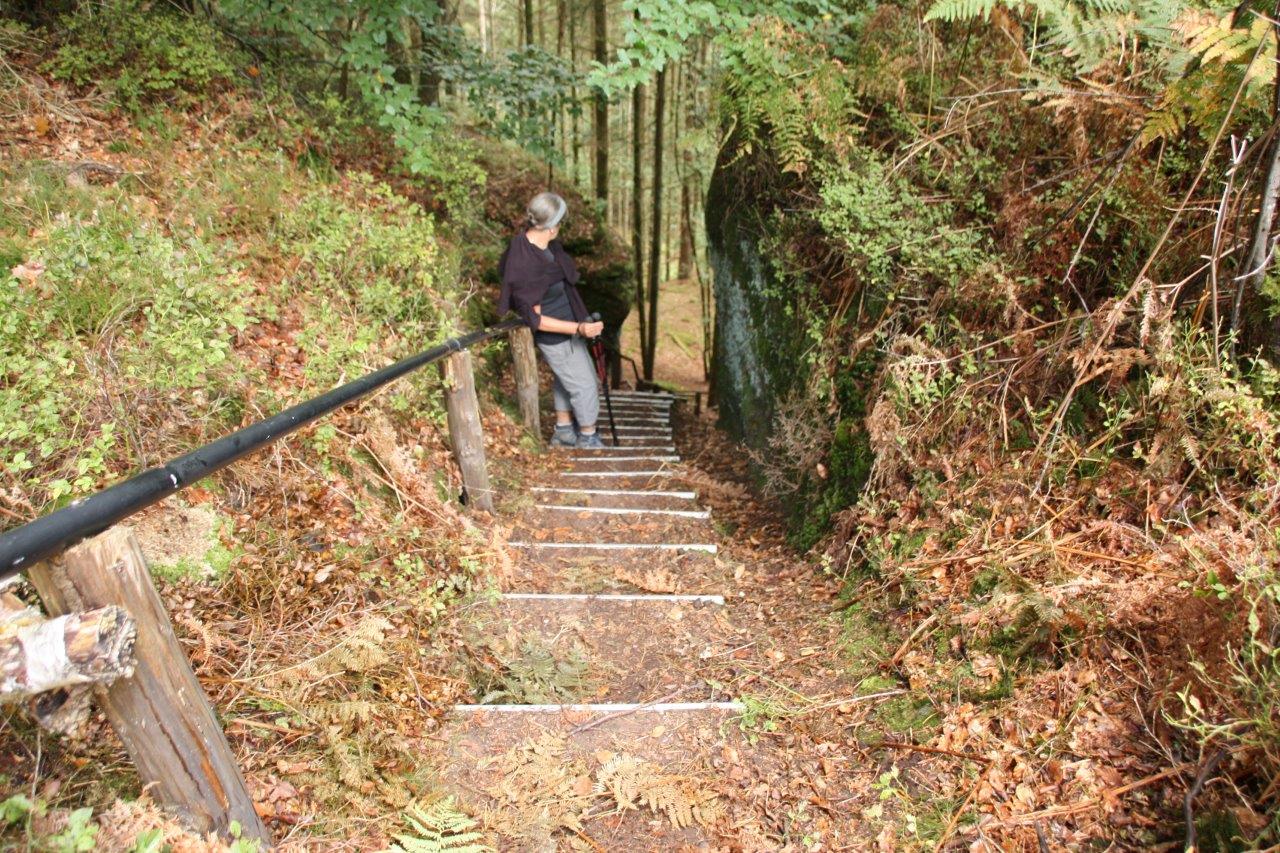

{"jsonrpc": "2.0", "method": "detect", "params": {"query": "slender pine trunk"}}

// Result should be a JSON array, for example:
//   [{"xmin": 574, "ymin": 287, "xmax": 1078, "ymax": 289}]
[
  {"xmin": 1240, "ymin": 5, "xmax": 1280, "ymax": 360},
  {"xmin": 632, "ymin": 72, "xmax": 647, "ymax": 365},
  {"xmin": 644, "ymin": 66, "xmax": 666, "ymax": 381},
  {"xmin": 592, "ymin": 0, "xmax": 609, "ymax": 205}
]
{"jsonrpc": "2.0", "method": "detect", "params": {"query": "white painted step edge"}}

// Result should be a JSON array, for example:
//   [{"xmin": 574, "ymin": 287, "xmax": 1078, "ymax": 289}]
[
  {"xmin": 535, "ymin": 504, "xmax": 710, "ymax": 519},
  {"xmin": 609, "ymin": 392, "xmax": 681, "ymax": 400},
  {"xmin": 501, "ymin": 592, "xmax": 725, "ymax": 604},
  {"xmin": 567, "ymin": 455, "xmax": 680, "ymax": 462},
  {"xmin": 529, "ymin": 487, "xmax": 697, "ymax": 499},
  {"xmin": 563, "ymin": 468, "xmax": 680, "ymax": 473},
  {"xmin": 509, "ymin": 542, "xmax": 718, "ymax": 553},
  {"xmin": 453, "ymin": 701, "xmax": 744, "ymax": 713},
  {"xmin": 569, "ymin": 446, "xmax": 676, "ymax": 452}
]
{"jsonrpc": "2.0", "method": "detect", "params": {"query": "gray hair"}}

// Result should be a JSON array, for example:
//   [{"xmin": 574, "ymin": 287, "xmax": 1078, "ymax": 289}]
[{"xmin": 526, "ymin": 191, "xmax": 567, "ymax": 230}]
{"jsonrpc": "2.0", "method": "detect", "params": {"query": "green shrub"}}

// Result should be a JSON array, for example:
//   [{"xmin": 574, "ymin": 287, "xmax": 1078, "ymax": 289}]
[
  {"xmin": 279, "ymin": 176, "xmax": 458, "ymax": 390},
  {"xmin": 45, "ymin": 1, "xmax": 236, "ymax": 111},
  {"xmin": 814, "ymin": 157, "xmax": 987, "ymax": 302},
  {"xmin": 1, "ymin": 165, "xmax": 249, "ymax": 511}
]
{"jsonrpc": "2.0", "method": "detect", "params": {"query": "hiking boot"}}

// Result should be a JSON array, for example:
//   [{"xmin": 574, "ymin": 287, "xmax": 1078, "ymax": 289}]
[
  {"xmin": 576, "ymin": 431, "xmax": 604, "ymax": 449},
  {"xmin": 549, "ymin": 426, "xmax": 578, "ymax": 449}
]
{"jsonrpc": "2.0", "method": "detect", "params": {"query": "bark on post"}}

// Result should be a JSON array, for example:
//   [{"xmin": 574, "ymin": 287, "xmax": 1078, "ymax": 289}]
[
  {"xmin": 27, "ymin": 528, "xmax": 270, "ymax": 845},
  {"xmin": 509, "ymin": 326, "xmax": 541, "ymax": 436},
  {"xmin": 441, "ymin": 349, "xmax": 494, "ymax": 512}
]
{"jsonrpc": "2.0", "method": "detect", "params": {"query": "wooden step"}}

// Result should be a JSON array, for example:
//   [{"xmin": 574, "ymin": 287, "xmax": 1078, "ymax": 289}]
[
  {"xmin": 529, "ymin": 487, "xmax": 699, "ymax": 511},
  {"xmin": 504, "ymin": 548, "xmax": 724, "ymax": 596}
]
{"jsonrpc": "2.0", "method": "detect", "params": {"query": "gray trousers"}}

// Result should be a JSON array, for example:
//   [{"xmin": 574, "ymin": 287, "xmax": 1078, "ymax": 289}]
[{"xmin": 537, "ymin": 336, "xmax": 600, "ymax": 427}]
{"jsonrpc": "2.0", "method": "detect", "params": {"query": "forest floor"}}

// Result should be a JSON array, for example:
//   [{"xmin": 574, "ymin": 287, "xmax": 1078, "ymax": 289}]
[
  {"xmin": 420, "ymin": 317, "xmax": 973, "ymax": 850},
  {"xmin": 619, "ymin": 277, "xmax": 710, "ymax": 396}
]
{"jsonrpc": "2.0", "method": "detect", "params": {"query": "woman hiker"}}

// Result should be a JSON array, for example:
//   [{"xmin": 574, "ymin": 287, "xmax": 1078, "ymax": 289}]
[{"xmin": 498, "ymin": 191, "xmax": 606, "ymax": 449}]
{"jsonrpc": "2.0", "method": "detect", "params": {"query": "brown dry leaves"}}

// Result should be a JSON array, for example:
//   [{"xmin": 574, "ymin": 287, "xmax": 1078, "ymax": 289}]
[{"xmin": 479, "ymin": 734, "xmax": 722, "ymax": 844}]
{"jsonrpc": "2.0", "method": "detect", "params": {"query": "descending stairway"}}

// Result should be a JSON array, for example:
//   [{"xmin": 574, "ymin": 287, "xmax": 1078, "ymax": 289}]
[{"xmin": 444, "ymin": 390, "xmax": 746, "ymax": 849}]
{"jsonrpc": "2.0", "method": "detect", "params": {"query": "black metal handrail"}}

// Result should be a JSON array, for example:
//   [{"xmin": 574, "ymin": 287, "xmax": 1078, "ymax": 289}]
[{"xmin": 0, "ymin": 319, "xmax": 522, "ymax": 580}]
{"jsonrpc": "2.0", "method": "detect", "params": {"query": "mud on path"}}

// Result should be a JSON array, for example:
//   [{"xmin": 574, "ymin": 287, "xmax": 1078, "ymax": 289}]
[{"xmin": 431, "ymin": 386, "xmax": 945, "ymax": 850}]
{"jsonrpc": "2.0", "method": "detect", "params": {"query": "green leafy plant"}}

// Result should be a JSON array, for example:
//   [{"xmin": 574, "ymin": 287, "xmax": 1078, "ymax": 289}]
[{"xmin": 46, "ymin": 1, "xmax": 236, "ymax": 111}]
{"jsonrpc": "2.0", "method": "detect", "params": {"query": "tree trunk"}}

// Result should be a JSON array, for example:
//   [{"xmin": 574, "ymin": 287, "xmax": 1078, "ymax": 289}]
[
  {"xmin": 1238, "ymin": 0, "xmax": 1280, "ymax": 359},
  {"xmin": 556, "ymin": 0, "xmax": 566, "ymax": 161},
  {"xmin": 644, "ymin": 66, "xmax": 667, "ymax": 381},
  {"xmin": 569, "ymin": 9, "xmax": 581, "ymax": 185},
  {"xmin": 478, "ymin": 0, "xmax": 490, "ymax": 55},
  {"xmin": 632, "ymin": 72, "xmax": 647, "ymax": 367},
  {"xmin": 592, "ymin": 0, "xmax": 609, "ymax": 205},
  {"xmin": 523, "ymin": 0, "xmax": 534, "ymax": 47}
]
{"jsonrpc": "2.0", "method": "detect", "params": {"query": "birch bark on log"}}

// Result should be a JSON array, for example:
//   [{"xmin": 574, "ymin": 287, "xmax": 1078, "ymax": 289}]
[
  {"xmin": 0, "ymin": 601, "xmax": 136, "ymax": 700},
  {"xmin": 27, "ymin": 528, "xmax": 271, "ymax": 845}
]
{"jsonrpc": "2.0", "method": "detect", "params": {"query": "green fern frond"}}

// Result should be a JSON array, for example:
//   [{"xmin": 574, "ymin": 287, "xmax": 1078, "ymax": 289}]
[
  {"xmin": 924, "ymin": 0, "xmax": 1002, "ymax": 23},
  {"xmin": 1139, "ymin": 98, "xmax": 1186, "ymax": 145},
  {"xmin": 388, "ymin": 798, "xmax": 492, "ymax": 853}
]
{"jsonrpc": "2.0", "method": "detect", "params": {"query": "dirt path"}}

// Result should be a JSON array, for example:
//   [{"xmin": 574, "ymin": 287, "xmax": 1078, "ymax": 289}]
[
  {"xmin": 619, "ymin": 277, "xmax": 711, "ymax": 395},
  {"xmin": 432, "ymin": 372, "xmax": 938, "ymax": 848}
]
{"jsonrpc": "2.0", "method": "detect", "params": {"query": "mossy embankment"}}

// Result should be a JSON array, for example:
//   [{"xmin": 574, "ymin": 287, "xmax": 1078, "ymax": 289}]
[{"xmin": 704, "ymin": 12, "xmax": 1280, "ymax": 848}]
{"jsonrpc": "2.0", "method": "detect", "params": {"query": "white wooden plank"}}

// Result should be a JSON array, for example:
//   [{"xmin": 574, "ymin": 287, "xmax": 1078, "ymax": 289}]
[
  {"xmin": 501, "ymin": 592, "xmax": 724, "ymax": 604},
  {"xmin": 508, "ymin": 542, "xmax": 717, "ymax": 553},
  {"xmin": 453, "ymin": 701, "xmax": 744, "ymax": 713},
  {"xmin": 529, "ymin": 487, "xmax": 697, "ymax": 499},
  {"xmin": 567, "ymin": 455, "xmax": 680, "ymax": 462},
  {"xmin": 535, "ymin": 504, "xmax": 710, "ymax": 519},
  {"xmin": 557, "ymin": 470, "xmax": 674, "ymax": 478}
]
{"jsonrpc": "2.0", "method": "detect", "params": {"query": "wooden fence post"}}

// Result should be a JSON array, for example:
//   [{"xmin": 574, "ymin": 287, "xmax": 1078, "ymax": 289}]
[
  {"xmin": 441, "ymin": 349, "xmax": 494, "ymax": 512},
  {"xmin": 509, "ymin": 326, "xmax": 541, "ymax": 436},
  {"xmin": 27, "ymin": 528, "xmax": 271, "ymax": 845}
]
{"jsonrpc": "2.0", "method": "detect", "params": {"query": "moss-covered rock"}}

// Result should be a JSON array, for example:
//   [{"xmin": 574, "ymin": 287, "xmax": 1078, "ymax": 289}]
[{"xmin": 705, "ymin": 142, "xmax": 810, "ymax": 447}]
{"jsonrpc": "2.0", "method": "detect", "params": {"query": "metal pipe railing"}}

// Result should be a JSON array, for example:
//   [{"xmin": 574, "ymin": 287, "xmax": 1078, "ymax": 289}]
[{"xmin": 0, "ymin": 319, "xmax": 522, "ymax": 579}]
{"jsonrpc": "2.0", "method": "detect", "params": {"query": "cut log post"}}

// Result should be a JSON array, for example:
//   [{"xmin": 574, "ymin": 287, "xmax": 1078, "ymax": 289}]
[
  {"xmin": 509, "ymin": 325, "xmax": 541, "ymax": 436},
  {"xmin": 0, "ymin": 599, "xmax": 136, "ymax": 702},
  {"xmin": 27, "ymin": 527, "xmax": 271, "ymax": 845},
  {"xmin": 441, "ymin": 349, "xmax": 494, "ymax": 512}
]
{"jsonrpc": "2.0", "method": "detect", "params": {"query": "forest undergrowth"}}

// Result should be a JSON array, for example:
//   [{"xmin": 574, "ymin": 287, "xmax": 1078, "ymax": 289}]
[
  {"xmin": 0, "ymin": 8, "xmax": 619, "ymax": 847},
  {"xmin": 706, "ymin": 6, "xmax": 1280, "ymax": 848}
]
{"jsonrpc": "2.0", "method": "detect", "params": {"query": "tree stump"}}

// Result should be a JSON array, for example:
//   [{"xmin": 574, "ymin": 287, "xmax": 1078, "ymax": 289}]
[{"xmin": 27, "ymin": 528, "xmax": 271, "ymax": 845}]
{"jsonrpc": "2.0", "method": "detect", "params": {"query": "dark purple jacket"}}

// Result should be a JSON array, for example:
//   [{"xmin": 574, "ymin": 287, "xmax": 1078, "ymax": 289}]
[{"xmin": 497, "ymin": 233, "xmax": 588, "ymax": 331}]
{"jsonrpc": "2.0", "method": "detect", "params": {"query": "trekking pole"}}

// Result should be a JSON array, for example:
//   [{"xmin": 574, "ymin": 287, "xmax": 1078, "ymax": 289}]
[{"xmin": 586, "ymin": 313, "xmax": 620, "ymax": 446}]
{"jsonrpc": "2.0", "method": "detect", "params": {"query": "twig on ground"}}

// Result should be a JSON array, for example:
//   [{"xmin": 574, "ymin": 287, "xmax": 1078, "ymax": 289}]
[
  {"xmin": 1184, "ymin": 746, "xmax": 1231, "ymax": 852},
  {"xmin": 886, "ymin": 612, "xmax": 939, "ymax": 669},
  {"xmin": 875, "ymin": 739, "xmax": 991, "ymax": 766}
]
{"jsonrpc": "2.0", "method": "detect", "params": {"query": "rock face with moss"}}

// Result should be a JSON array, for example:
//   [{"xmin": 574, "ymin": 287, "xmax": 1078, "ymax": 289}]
[{"xmin": 705, "ymin": 145, "xmax": 805, "ymax": 448}]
